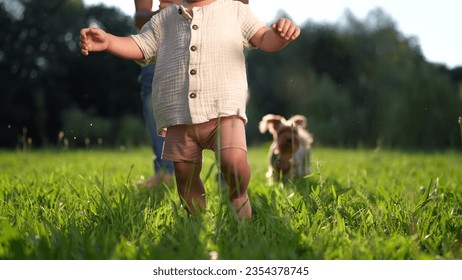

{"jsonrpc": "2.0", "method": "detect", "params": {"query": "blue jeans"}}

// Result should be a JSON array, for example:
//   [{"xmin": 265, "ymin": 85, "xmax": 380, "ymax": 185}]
[{"xmin": 139, "ymin": 64, "xmax": 174, "ymax": 175}]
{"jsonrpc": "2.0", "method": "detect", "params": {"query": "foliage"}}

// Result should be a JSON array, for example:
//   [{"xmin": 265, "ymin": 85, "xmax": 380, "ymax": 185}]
[
  {"xmin": 1, "ymin": 2, "xmax": 461, "ymax": 149},
  {"xmin": 247, "ymin": 9, "xmax": 462, "ymax": 149},
  {"xmin": 59, "ymin": 107, "xmax": 146, "ymax": 148},
  {"xmin": 0, "ymin": 147, "xmax": 461, "ymax": 259},
  {"xmin": 0, "ymin": 0, "xmax": 141, "ymax": 148}
]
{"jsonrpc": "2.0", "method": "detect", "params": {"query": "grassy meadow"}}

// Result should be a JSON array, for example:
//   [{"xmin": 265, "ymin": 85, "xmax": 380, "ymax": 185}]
[{"xmin": 0, "ymin": 145, "xmax": 461, "ymax": 260}]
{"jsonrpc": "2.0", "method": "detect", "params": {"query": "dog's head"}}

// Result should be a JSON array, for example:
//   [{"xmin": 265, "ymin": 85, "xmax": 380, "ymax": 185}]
[{"xmin": 259, "ymin": 114, "xmax": 309, "ymax": 154}]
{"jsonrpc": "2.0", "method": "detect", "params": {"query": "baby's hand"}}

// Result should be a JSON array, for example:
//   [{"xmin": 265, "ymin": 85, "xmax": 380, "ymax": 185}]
[
  {"xmin": 79, "ymin": 28, "xmax": 109, "ymax": 56},
  {"xmin": 271, "ymin": 18, "xmax": 300, "ymax": 42}
]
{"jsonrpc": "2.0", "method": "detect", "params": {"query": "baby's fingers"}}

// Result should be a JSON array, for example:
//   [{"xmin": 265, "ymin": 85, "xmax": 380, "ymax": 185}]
[
  {"xmin": 285, "ymin": 24, "xmax": 300, "ymax": 41},
  {"xmin": 80, "ymin": 42, "xmax": 89, "ymax": 55},
  {"xmin": 79, "ymin": 29, "xmax": 90, "ymax": 55},
  {"xmin": 272, "ymin": 18, "xmax": 300, "ymax": 41}
]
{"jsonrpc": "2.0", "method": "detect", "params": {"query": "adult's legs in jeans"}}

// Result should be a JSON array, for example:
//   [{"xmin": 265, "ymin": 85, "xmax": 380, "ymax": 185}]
[{"xmin": 139, "ymin": 64, "xmax": 174, "ymax": 186}]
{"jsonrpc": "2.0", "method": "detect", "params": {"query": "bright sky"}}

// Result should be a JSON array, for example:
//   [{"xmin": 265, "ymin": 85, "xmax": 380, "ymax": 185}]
[{"xmin": 83, "ymin": 0, "xmax": 461, "ymax": 68}]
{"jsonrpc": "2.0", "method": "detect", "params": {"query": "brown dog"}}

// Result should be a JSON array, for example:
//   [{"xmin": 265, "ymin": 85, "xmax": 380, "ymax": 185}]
[{"xmin": 259, "ymin": 114, "xmax": 313, "ymax": 183}]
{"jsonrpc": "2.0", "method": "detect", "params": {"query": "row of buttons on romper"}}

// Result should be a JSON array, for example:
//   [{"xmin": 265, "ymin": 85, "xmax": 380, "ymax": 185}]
[{"xmin": 180, "ymin": 8, "xmax": 199, "ymax": 99}]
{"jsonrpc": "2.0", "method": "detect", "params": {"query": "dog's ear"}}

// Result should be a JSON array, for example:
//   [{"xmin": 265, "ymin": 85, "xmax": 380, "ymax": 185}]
[
  {"xmin": 289, "ymin": 115, "xmax": 307, "ymax": 128},
  {"xmin": 259, "ymin": 114, "xmax": 284, "ymax": 135}
]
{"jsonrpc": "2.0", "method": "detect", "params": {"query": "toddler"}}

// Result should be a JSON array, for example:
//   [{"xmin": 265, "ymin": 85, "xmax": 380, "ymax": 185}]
[{"xmin": 80, "ymin": 0, "xmax": 300, "ymax": 219}]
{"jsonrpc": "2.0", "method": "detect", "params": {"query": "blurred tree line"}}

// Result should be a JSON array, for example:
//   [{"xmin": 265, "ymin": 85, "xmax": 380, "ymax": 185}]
[{"xmin": 1, "ymin": 0, "xmax": 461, "ymax": 150}]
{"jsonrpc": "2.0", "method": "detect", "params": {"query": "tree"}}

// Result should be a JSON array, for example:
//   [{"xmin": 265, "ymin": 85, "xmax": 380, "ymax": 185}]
[
  {"xmin": 246, "ymin": 8, "xmax": 462, "ymax": 149},
  {"xmin": 0, "ymin": 0, "xmax": 143, "ymax": 148},
  {"xmin": 1, "ymin": 3, "xmax": 460, "ymax": 150}
]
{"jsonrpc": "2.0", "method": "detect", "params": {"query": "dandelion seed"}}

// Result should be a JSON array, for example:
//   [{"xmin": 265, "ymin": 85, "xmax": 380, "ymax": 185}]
[
  {"xmin": 459, "ymin": 116, "xmax": 462, "ymax": 148},
  {"xmin": 425, "ymin": 234, "xmax": 431, "ymax": 239},
  {"xmin": 432, "ymin": 177, "xmax": 439, "ymax": 197},
  {"xmin": 209, "ymin": 251, "xmax": 219, "ymax": 260},
  {"xmin": 288, "ymin": 193, "xmax": 295, "ymax": 199}
]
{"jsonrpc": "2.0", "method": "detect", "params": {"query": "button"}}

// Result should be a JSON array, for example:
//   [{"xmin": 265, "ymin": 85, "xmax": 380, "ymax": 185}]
[
  {"xmin": 190, "ymin": 69, "xmax": 197, "ymax": 75},
  {"xmin": 178, "ymin": 8, "xmax": 182, "ymax": 14},
  {"xmin": 192, "ymin": 24, "xmax": 198, "ymax": 30},
  {"xmin": 189, "ymin": 92, "xmax": 197, "ymax": 98},
  {"xmin": 190, "ymin": 46, "xmax": 197, "ymax": 51}
]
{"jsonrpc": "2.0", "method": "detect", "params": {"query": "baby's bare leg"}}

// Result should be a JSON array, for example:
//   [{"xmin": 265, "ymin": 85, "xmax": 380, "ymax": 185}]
[
  {"xmin": 219, "ymin": 148, "xmax": 252, "ymax": 219},
  {"xmin": 174, "ymin": 161, "xmax": 206, "ymax": 214}
]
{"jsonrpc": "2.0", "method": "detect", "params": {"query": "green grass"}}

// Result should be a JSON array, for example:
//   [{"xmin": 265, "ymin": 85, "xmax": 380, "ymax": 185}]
[{"xmin": 0, "ymin": 146, "xmax": 461, "ymax": 259}]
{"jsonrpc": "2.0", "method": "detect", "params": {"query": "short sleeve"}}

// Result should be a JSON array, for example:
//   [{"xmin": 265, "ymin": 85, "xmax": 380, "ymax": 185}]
[
  {"xmin": 130, "ymin": 13, "xmax": 161, "ymax": 65},
  {"xmin": 237, "ymin": 3, "xmax": 266, "ymax": 48}
]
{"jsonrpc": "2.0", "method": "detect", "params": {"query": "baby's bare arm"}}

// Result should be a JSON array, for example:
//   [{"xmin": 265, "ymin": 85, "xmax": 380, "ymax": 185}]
[
  {"xmin": 80, "ymin": 28, "xmax": 143, "ymax": 60},
  {"xmin": 250, "ymin": 18, "xmax": 300, "ymax": 52}
]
